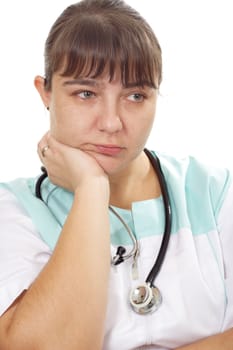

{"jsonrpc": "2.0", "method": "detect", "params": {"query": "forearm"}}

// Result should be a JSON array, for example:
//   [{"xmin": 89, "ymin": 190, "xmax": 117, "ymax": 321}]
[
  {"xmin": 176, "ymin": 328, "xmax": 233, "ymax": 350},
  {"xmin": 5, "ymin": 177, "xmax": 110, "ymax": 350}
]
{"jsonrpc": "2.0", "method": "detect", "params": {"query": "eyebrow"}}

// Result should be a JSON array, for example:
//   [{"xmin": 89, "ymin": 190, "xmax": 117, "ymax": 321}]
[
  {"xmin": 62, "ymin": 78, "xmax": 99, "ymax": 87},
  {"xmin": 62, "ymin": 78, "xmax": 157, "ymax": 90}
]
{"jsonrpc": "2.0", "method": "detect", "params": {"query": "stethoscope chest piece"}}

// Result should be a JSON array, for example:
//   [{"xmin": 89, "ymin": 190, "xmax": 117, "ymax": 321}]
[{"xmin": 129, "ymin": 283, "xmax": 162, "ymax": 314}]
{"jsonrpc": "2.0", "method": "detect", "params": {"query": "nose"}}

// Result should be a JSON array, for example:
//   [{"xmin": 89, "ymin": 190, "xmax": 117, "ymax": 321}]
[{"xmin": 97, "ymin": 100, "xmax": 123, "ymax": 133}]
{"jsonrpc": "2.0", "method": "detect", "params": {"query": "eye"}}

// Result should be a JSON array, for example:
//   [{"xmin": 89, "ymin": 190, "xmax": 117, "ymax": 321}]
[
  {"xmin": 76, "ymin": 90, "xmax": 95, "ymax": 99},
  {"xmin": 127, "ymin": 93, "xmax": 145, "ymax": 102}
]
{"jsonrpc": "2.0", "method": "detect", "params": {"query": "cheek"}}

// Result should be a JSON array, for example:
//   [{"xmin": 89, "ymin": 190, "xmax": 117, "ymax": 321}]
[
  {"xmin": 49, "ymin": 107, "xmax": 87, "ymax": 146},
  {"xmin": 141, "ymin": 103, "xmax": 157, "ymax": 134},
  {"xmin": 130, "ymin": 110, "xmax": 155, "ymax": 139}
]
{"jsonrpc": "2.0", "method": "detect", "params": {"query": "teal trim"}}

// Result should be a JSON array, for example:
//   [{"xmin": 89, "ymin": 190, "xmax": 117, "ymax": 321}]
[
  {"xmin": 154, "ymin": 152, "xmax": 232, "ymax": 236},
  {"xmin": 0, "ymin": 151, "xmax": 232, "ymax": 249},
  {"xmin": 109, "ymin": 197, "xmax": 165, "ymax": 246},
  {"xmin": 185, "ymin": 157, "xmax": 231, "ymax": 235},
  {"xmin": 41, "ymin": 177, "xmax": 74, "ymax": 227},
  {"xmin": 109, "ymin": 207, "xmax": 134, "ymax": 246},
  {"xmin": 0, "ymin": 179, "xmax": 61, "ymax": 250}
]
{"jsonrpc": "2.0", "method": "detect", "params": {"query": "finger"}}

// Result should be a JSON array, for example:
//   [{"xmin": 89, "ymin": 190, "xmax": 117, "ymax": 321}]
[
  {"xmin": 37, "ymin": 131, "xmax": 50, "ymax": 149},
  {"xmin": 41, "ymin": 145, "xmax": 50, "ymax": 157},
  {"xmin": 37, "ymin": 143, "xmax": 51, "ymax": 164},
  {"xmin": 37, "ymin": 132, "xmax": 51, "ymax": 159}
]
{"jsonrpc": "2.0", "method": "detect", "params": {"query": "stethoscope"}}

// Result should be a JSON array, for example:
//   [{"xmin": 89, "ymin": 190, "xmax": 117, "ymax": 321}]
[{"xmin": 35, "ymin": 149, "xmax": 172, "ymax": 315}]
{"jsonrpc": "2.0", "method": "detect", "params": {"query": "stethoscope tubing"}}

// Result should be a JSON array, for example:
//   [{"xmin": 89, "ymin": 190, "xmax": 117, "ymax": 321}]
[
  {"xmin": 35, "ymin": 149, "xmax": 172, "ymax": 289},
  {"xmin": 35, "ymin": 166, "xmax": 48, "ymax": 200},
  {"xmin": 143, "ymin": 149, "xmax": 172, "ymax": 286}
]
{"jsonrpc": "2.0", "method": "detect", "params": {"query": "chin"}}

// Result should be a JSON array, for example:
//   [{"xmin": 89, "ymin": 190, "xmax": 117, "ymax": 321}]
[{"xmin": 90, "ymin": 152, "xmax": 126, "ymax": 175}]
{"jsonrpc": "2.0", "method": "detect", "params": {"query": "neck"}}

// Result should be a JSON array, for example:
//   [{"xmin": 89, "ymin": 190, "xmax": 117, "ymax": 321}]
[{"xmin": 109, "ymin": 151, "xmax": 161, "ymax": 209}]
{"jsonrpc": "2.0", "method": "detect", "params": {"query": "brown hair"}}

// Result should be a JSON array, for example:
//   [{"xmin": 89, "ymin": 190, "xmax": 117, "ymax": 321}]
[{"xmin": 44, "ymin": 0, "xmax": 162, "ymax": 91}]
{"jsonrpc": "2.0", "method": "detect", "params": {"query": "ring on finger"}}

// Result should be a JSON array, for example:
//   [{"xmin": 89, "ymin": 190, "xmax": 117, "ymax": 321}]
[{"xmin": 41, "ymin": 145, "xmax": 49, "ymax": 157}]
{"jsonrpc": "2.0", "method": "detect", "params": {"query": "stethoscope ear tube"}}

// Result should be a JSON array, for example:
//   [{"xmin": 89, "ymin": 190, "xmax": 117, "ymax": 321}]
[{"xmin": 35, "ymin": 167, "xmax": 48, "ymax": 200}]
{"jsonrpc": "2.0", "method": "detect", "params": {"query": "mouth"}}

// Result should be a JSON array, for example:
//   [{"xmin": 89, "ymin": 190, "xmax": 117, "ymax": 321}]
[{"xmin": 92, "ymin": 144, "xmax": 124, "ymax": 156}]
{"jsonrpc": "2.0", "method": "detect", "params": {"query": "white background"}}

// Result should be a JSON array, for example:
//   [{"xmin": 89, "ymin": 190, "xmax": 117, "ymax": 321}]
[{"xmin": 0, "ymin": 0, "xmax": 232, "ymax": 181}]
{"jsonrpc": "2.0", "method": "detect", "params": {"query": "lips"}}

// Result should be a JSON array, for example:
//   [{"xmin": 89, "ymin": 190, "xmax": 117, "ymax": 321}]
[{"xmin": 94, "ymin": 144, "xmax": 124, "ymax": 156}]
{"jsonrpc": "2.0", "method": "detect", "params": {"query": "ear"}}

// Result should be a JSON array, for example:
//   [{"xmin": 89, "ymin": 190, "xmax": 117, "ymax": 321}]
[{"xmin": 34, "ymin": 75, "xmax": 51, "ymax": 109}]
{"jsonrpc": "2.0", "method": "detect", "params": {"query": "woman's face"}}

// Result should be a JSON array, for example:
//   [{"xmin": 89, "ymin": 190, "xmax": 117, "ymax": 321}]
[{"xmin": 38, "ymin": 70, "xmax": 158, "ymax": 176}]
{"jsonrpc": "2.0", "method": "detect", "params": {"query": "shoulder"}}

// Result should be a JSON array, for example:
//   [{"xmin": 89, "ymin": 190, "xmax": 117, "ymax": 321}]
[
  {"xmin": 0, "ymin": 184, "xmax": 51, "ymax": 317},
  {"xmin": 155, "ymin": 151, "xmax": 231, "ymax": 184},
  {"xmin": 152, "ymin": 150, "xmax": 232, "ymax": 220},
  {"xmin": 0, "ymin": 178, "xmax": 51, "ymax": 259},
  {"xmin": 0, "ymin": 182, "xmax": 51, "ymax": 273},
  {"xmin": 0, "ymin": 184, "xmax": 32, "ymax": 221},
  {"xmin": 0, "ymin": 177, "xmax": 39, "ymax": 226},
  {"xmin": 0, "ymin": 182, "xmax": 43, "ymax": 240}
]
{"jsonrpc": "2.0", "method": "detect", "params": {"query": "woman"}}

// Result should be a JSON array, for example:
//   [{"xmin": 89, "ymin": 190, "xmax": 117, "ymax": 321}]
[{"xmin": 0, "ymin": 0, "xmax": 232, "ymax": 349}]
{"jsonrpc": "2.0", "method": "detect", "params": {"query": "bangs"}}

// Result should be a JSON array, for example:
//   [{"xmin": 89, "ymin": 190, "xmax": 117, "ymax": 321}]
[{"xmin": 45, "ymin": 16, "xmax": 160, "ymax": 89}]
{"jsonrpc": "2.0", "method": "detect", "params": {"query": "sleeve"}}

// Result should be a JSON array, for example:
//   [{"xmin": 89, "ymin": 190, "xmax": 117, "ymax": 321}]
[
  {"xmin": 0, "ymin": 187, "xmax": 52, "ymax": 316},
  {"xmin": 217, "ymin": 182, "xmax": 233, "ymax": 330}
]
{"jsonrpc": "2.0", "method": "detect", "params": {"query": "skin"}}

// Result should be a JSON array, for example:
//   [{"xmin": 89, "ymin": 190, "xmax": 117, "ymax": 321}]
[
  {"xmin": 37, "ymin": 71, "xmax": 161, "ymax": 207},
  {"xmin": 0, "ymin": 69, "xmax": 161, "ymax": 350},
  {"xmin": 0, "ymin": 68, "xmax": 232, "ymax": 349}
]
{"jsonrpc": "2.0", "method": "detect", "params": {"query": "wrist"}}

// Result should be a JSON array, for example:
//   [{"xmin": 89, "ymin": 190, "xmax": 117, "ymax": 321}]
[{"xmin": 74, "ymin": 176, "xmax": 110, "ymax": 202}]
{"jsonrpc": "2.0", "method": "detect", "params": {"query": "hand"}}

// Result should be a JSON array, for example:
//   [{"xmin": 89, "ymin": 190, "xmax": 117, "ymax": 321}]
[{"xmin": 38, "ymin": 133, "xmax": 109, "ymax": 192}]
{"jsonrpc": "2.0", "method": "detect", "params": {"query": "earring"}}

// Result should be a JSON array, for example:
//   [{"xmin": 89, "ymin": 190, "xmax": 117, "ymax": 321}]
[{"xmin": 46, "ymin": 106, "xmax": 49, "ymax": 111}]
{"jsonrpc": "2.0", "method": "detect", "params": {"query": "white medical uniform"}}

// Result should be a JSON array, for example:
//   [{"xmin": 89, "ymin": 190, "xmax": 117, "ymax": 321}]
[{"xmin": 0, "ymin": 152, "xmax": 233, "ymax": 349}]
